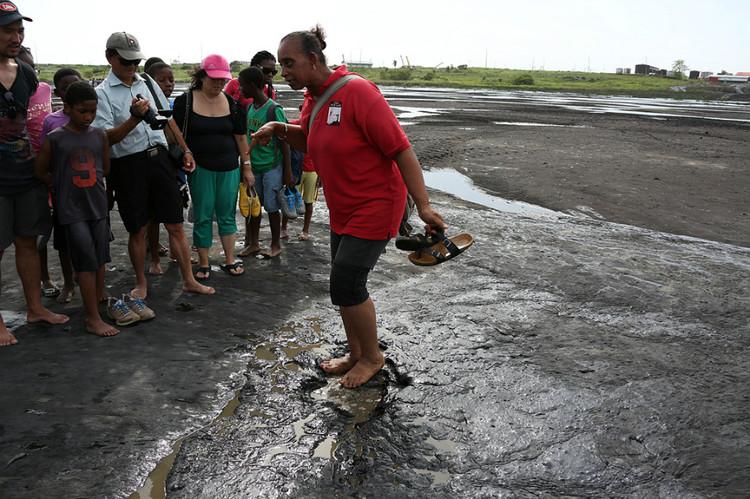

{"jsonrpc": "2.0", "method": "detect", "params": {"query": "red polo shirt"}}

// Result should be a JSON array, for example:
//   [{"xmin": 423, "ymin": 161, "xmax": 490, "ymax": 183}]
[{"xmin": 300, "ymin": 66, "xmax": 410, "ymax": 240}]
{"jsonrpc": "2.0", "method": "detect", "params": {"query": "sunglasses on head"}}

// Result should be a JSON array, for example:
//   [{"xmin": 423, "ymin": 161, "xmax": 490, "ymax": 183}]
[
  {"xmin": 118, "ymin": 56, "xmax": 141, "ymax": 67},
  {"xmin": 2, "ymin": 91, "xmax": 18, "ymax": 120},
  {"xmin": 262, "ymin": 68, "xmax": 278, "ymax": 76}
]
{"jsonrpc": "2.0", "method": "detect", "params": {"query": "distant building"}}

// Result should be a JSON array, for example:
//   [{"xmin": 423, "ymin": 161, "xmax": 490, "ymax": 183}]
[
  {"xmin": 736, "ymin": 71, "xmax": 750, "ymax": 77},
  {"xmin": 342, "ymin": 60, "xmax": 373, "ymax": 68},
  {"xmin": 635, "ymin": 64, "xmax": 659, "ymax": 75},
  {"xmin": 707, "ymin": 75, "xmax": 750, "ymax": 84},
  {"xmin": 700, "ymin": 71, "xmax": 713, "ymax": 79},
  {"xmin": 616, "ymin": 67, "xmax": 623, "ymax": 74},
  {"xmin": 689, "ymin": 70, "xmax": 700, "ymax": 79}
]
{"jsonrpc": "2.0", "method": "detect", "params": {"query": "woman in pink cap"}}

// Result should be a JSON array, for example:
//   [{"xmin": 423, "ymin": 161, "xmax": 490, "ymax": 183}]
[{"xmin": 173, "ymin": 54, "xmax": 254, "ymax": 278}]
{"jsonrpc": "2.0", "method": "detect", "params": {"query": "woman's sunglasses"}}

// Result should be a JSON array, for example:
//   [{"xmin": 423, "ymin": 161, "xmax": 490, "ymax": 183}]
[{"xmin": 262, "ymin": 68, "xmax": 278, "ymax": 76}]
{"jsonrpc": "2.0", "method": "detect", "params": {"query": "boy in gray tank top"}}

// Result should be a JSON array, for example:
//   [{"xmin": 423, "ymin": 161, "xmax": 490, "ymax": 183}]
[{"xmin": 35, "ymin": 82, "xmax": 124, "ymax": 337}]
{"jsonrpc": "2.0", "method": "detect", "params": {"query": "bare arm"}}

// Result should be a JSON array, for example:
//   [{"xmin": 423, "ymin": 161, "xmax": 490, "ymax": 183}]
[
  {"xmin": 395, "ymin": 147, "xmax": 447, "ymax": 232},
  {"xmin": 282, "ymin": 141, "xmax": 293, "ymax": 187},
  {"xmin": 34, "ymin": 138, "xmax": 53, "ymax": 188},
  {"xmin": 234, "ymin": 134, "xmax": 254, "ymax": 187},
  {"xmin": 102, "ymin": 132, "xmax": 111, "ymax": 177},
  {"xmin": 252, "ymin": 122, "xmax": 306, "ymax": 152}
]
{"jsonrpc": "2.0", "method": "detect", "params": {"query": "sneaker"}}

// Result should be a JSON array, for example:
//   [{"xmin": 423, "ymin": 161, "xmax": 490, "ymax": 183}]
[
  {"xmin": 123, "ymin": 294, "xmax": 156, "ymax": 321},
  {"xmin": 107, "ymin": 297, "xmax": 140, "ymax": 326}
]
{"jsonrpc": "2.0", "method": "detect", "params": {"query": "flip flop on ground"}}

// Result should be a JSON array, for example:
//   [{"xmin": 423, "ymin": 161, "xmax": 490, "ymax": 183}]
[
  {"xmin": 408, "ymin": 233, "xmax": 475, "ymax": 266},
  {"xmin": 219, "ymin": 262, "xmax": 244, "ymax": 276}
]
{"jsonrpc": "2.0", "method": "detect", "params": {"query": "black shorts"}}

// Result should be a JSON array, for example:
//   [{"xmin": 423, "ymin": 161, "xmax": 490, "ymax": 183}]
[
  {"xmin": 0, "ymin": 183, "xmax": 51, "ymax": 250},
  {"xmin": 65, "ymin": 218, "xmax": 111, "ymax": 272},
  {"xmin": 110, "ymin": 146, "xmax": 183, "ymax": 234},
  {"xmin": 329, "ymin": 232, "xmax": 389, "ymax": 307}
]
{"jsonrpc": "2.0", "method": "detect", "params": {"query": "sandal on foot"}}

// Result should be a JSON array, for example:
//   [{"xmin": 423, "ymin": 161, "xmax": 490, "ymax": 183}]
[
  {"xmin": 219, "ymin": 262, "xmax": 244, "ymax": 276},
  {"xmin": 195, "ymin": 266, "xmax": 211, "ymax": 280},
  {"xmin": 408, "ymin": 233, "xmax": 474, "ymax": 266}
]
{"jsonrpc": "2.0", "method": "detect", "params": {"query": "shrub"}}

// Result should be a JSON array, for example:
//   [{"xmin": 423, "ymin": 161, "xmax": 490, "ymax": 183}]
[
  {"xmin": 385, "ymin": 68, "xmax": 413, "ymax": 81},
  {"xmin": 512, "ymin": 74, "xmax": 535, "ymax": 85}
]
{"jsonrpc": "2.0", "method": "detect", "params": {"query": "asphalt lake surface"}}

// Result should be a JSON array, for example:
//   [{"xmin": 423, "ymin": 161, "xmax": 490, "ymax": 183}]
[{"xmin": 1, "ymin": 86, "xmax": 749, "ymax": 498}]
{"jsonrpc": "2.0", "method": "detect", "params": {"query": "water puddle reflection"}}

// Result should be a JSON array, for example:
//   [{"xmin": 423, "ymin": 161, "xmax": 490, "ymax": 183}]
[
  {"xmin": 129, "ymin": 389, "xmax": 242, "ymax": 499},
  {"xmin": 493, "ymin": 121, "xmax": 585, "ymax": 128},
  {"xmin": 423, "ymin": 168, "xmax": 563, "ymax": 218}
]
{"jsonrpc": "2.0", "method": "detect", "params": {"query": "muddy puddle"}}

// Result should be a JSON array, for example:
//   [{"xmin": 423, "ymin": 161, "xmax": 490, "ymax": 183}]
[{"xmin": 422, "ymin": 167, "xmax": 562, "ymax": 218}]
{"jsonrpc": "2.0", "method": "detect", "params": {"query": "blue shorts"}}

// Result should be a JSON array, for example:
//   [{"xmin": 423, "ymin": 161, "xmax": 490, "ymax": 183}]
[{"xmin": 253, "ymin": 164, "xmax": 282, "ymax": 214}]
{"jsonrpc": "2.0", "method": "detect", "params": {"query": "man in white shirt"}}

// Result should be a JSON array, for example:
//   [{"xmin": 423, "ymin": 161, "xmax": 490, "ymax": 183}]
[{"xmin": 93, "ymin": 32, "xmax": 214, "ymax": 301}]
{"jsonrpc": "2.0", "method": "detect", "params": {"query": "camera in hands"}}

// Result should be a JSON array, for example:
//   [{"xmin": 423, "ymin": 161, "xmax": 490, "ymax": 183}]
[{"xmin": 133, "ymin": 94, "xmax": 172, "ymax": 130}]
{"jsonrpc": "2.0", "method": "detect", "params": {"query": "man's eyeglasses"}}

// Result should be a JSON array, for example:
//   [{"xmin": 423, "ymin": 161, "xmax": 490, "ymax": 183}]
[
  {"xmin": 262, "ymin": 68, "xmax": 278, "ymax": 76},
  {"xmin": 2, "ymin": 91, "xmax": 18, "ymax": 120},
  {"xmin": 118, "ymin": 56, "xmax": 141, "ymax": 67}
]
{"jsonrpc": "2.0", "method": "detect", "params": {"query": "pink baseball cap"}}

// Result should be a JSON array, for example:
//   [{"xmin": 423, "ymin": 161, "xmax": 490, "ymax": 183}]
[{"xmin": 201, "ymin": 54, "xmax": 232, "ymax": 80}]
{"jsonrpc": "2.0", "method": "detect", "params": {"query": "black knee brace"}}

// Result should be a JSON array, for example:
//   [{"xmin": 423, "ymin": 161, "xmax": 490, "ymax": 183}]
[{"xmin": 330, "ymin": 263, "xmax": 370, "ymax": 307}]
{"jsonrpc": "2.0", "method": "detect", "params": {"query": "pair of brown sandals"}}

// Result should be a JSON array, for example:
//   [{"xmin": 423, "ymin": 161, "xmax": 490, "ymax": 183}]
[{"xmin": 395, "ymin": 229, "xmax": 474, "ymax": 266}]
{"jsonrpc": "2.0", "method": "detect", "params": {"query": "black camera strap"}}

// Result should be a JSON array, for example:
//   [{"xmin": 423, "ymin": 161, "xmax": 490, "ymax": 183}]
[{"xmin": 140, "ymin": 73, "xmax": 166, "ymax": 111}]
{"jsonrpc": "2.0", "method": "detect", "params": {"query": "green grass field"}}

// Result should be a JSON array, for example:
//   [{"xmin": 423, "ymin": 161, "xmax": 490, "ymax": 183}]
[{"xmin": 36, "ymin": 64, "xmax": 729, "ymax": 100}]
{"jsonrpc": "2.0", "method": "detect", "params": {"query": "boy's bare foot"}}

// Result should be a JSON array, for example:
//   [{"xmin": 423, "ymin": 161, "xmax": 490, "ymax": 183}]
[
  {"xmin": 298, "ymin": 232, "xmax": 310, "ymax": 241},
  {"xmin": 280, "ymin": 229, "xmax": 289, "ymax": 240},
  {"xmin": 238, "ymin": 245, "xmax": 261, "ymax": 257},
  {"xmin": 148, "ymin": 262, "xmax": 163, "ymax": 275},
  {"xmin": 130, "ymin": 285, "xmax": 148, "ymax": 300},
  {"xmin": 27, "ymin": 308, "xmax": 70, "ymax": 325},
  {"xmin": 340, "ymin": 355, "xmax": 385, "ymax": 389},
  {"xmin": 183, "ymin": 282, "xmax": 215, "ymax": 295},
  {"xmin": 259, "ymin": 248, "xmax": 282, "ymax": 259},
  {"xmin": 85, "ymin": 318, "xmax": 119, "ymax": 337},
  {"xmin": 1, "ymin": 327, "xmax": 18, "ymax": 347},
  {"xmin": 57, "ymin": 286, "xmax": 75, "ymax": 304},
  {"xmin": 320, "ymin": 354, "xmax": 358, "ymax": 375}
]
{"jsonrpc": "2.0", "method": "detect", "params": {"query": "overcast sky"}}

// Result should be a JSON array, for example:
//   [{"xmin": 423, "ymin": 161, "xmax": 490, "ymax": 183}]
[{"xmin": 22, "ymin": 0, "xmax": 750, "ymax": 74}]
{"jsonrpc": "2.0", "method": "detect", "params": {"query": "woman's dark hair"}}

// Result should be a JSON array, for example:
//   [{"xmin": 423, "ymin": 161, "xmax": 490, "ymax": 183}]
[
  {"xmin": 53, "ymin": 68, "xmax": 82, "ymax": 88},
  {"xmin": 144, "ymin": 57, "xmax": 164, "ymax": 73},
  {"xmin": 64, "ymin": 81, "xmax": 98, "ymax": 105},
  {"xmin": 250, "ymin": 50, "xmax": 275, "ymax": 67},
  {"xmin": 146, "ymin": 62, "xmax": 171, "ymax": 78},
  {"xmin": 238, "ymin": 66, "xmax": 264, "ymax": 89},
  {"xmin": 281, "ymin": 24, "xmax": 327, "ymax": 65},
  {"xmin": 190, "ymin": 68, "xmax": 208, "ymax": 90}
]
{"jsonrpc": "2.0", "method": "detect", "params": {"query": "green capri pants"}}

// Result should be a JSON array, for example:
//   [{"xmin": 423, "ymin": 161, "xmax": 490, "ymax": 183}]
[{"xmin": 187, "ymin": 165, "xmax": 240, "ymax": 248}]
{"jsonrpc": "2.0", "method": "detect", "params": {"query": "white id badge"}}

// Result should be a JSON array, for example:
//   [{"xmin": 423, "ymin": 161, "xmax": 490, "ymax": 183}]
[{"xmin": 327, "ymin": 102, "xmax": 342, "ymax": 125}]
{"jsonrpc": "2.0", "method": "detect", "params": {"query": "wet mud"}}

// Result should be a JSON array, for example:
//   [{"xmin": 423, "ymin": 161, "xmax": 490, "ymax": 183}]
[{"xmin": 1, "ymin": 87, "xmax": 749, "ymax": 498}]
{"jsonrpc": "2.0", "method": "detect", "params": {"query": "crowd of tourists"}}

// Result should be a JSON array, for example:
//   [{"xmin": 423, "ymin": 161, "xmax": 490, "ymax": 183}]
[{"xmin": 0, "ymin": 1, "xmax": 445, "ymax": 388}]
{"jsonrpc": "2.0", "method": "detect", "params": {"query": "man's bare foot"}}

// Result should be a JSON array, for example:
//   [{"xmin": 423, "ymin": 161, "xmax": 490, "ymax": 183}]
[
  {"xmin": 298, "ymin": 232, "xmax": 310, "ymax": 241},
  {"xmin": 259, "ymin": 248, "xmax": 282, "ymax": 259},
  {"xmin": 320, "ymin": 354, "xmax": 358, "ymax": 375},
  {"xmin": 280, "ymin": 229, "xmax": 289, "ymax": 240},
  {"xmin": 340, "ymin": 356, "xmax": 385, "ymax": 389},
  {"xmin": 130, "ymin": 285, "xmax": 148, "ymax": 300},
  {"xmin": 27, "ymin": 308, "xmax": 70, "ymax": 325},
  {"xmin": 57, "ymin": 286, "xmax": 75, "ymax": 304},
  {"xmin": 0, "ymin": 327, "xmax": 18, "ymax": 346},
  {"xmin": 238, "ymin": 245, "xmax": 261, "ymax": 257},
  {"xmin": 183, "ymin": 282, "xmax": 215, "ymax": 295},
  {"xmin": 85, "ymin": 318, "xmax": 119, "ymax": 337},
  {"xmin": 148, "ymin": 262, "xmax": 163, "ymax": 276}
]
